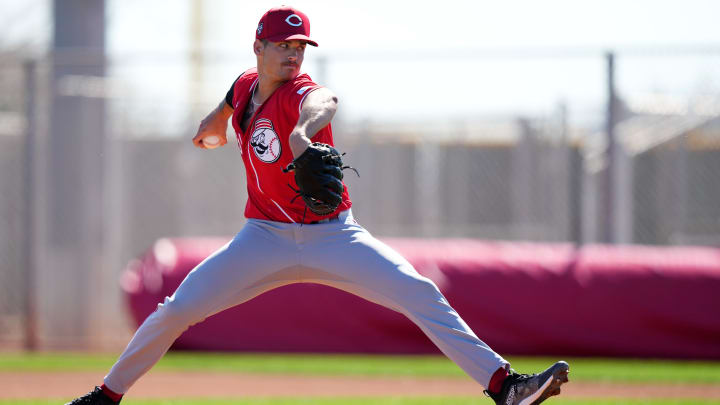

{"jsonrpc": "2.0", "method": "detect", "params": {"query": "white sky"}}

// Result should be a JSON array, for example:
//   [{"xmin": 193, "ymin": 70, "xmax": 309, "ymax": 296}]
[
  {"xmin": 2, "ymin": 0, "xmax": 720, "ymax": 128},
  {"xmin": 110, "ymin": 0, "xmax": 720, "ymax": 127}
]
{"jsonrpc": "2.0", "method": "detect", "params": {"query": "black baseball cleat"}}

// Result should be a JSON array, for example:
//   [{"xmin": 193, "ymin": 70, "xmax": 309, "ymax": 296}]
[
  {"xmin": 65, "ymin": 387, "xmax": 120, "ymax": 405},
  {"xmin": 485, "ymin": 361, "xmax": 570, "ymax": 405}
]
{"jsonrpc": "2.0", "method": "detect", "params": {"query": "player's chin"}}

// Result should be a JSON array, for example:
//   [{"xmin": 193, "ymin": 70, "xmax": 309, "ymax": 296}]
[{"xmin": 281, "ymin": 65, "xmax": 300, "ymax": 78}]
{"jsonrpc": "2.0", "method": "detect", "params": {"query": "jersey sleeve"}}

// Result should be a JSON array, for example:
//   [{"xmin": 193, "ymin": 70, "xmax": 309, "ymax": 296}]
[
  {"xmin": 284, "ymin": 76, "xmax": 323, "ymax": 117},
  {"xmin": 225, "ymin": 73, "xmax": 244, "ymax": 107}
]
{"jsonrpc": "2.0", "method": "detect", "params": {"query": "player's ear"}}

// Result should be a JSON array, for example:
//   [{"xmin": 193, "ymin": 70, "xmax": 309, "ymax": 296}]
[{"xmin": 253, "ymin": 39, "xmax": 265, "ymax": 56}]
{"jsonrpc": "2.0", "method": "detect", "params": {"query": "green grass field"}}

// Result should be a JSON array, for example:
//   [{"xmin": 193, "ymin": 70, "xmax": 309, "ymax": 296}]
[
  {"xmin": 2, "ymin": 352, "xmax": 720, "ymax": 405},
  {"xmin": 3, "ymin": 352, "xmax": 720, "ymax": 383}
]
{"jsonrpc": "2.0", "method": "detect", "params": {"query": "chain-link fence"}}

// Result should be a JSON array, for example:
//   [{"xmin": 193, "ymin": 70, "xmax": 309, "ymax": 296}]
[
  {"xmin": 0, "ymin": 57, "xmax": 31, "ymax": 349},
  {"xmin": 1, "ymin": 47, "xmax": 718, "ymax": 348}
]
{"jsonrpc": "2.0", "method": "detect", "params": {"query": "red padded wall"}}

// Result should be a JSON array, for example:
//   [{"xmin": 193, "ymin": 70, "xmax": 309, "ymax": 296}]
[{"xmin": 121, "ymin": 238, "xmax": 720, "ymax": 358}]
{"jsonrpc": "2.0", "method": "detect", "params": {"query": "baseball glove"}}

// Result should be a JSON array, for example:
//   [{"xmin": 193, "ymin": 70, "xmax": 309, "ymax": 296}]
[{"xmin": 283, "ymin": 142, "xmax": 356, "ymax": 216}]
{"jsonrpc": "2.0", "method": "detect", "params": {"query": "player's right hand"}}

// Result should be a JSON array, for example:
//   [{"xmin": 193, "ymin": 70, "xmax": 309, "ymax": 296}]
[
  {"xmin": 193, "ymin": 99, "xmax": 234, "ymax": 149},
  {"xmin": 192, "ymin": 116, "xmax": 229, "ymax": 149},
  {"xmin": 192, "ymin": 131, "xmax": 228, "ymax": 149}
]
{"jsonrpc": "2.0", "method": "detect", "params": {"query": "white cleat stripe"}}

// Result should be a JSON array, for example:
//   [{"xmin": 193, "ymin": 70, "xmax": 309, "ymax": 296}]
[{"xmin": 518, "ymin": 374, "xmax": 555, "ymax": 405}]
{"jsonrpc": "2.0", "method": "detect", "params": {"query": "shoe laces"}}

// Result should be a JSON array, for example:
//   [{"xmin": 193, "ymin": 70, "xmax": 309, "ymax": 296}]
[
  {"xmin": 482, "ymin": 370, "xmax": 535, "ymax": 403},
  {"xmin": 69, "ymin": 386, "xmax": 119, "ymax": 404},
  {"xmin": 508, "ymin": 369, "xmax": 534, "ymax": 381},
  {"xmin": 68, "ymin": 387, "xmax": 102, "ymax": 404}
]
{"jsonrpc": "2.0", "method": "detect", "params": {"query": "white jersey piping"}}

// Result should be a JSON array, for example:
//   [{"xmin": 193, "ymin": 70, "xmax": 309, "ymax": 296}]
[
  {"xmin": 298, "ymin": 86, "xmax": 319, "ymax": 116},
  {"xmin": 271, "ymin": 200, "xmax": 296, "ymax": 223}
]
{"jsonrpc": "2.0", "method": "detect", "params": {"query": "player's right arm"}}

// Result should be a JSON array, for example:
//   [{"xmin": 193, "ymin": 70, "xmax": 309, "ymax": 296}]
[
  {"xmin": 192, "ymin": 100, "xmax": 233, "ymax": 149},
  {"xmin": 193, "ymin": 74, "xmax": 242, "ymax": 149}
]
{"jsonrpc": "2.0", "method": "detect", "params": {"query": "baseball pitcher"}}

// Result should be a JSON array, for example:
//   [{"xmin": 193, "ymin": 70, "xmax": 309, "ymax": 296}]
[{"xmin": 67, "ymin": 6, "xmax": 569, "ymax": 405}]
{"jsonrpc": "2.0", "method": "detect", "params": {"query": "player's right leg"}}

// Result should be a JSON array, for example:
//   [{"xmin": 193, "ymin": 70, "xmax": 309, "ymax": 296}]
[{"xmin": 66, "ymin": 219, "xmax": 300, "ymax": 404}]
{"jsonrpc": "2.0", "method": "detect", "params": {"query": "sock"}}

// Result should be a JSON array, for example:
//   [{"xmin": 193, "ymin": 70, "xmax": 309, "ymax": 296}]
[
  {"xmin": 488, "ymin": 366, "xmax": 509, "ymax": 394},
  {"xmin": 100, "ymin": 384, "xmax": 124, "ymax": 402}
]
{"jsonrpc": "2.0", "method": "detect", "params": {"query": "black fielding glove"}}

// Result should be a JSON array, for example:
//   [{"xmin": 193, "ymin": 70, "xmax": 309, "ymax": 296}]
[{"xmin": 284, "ymin": 142, "xmax": 347, "ymax": 216}]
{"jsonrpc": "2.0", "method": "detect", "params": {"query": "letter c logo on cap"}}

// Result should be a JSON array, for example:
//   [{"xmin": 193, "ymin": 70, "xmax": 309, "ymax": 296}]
[{"xmin": 285, "ymin": 14, "xmax": 303, "ymax": 27}]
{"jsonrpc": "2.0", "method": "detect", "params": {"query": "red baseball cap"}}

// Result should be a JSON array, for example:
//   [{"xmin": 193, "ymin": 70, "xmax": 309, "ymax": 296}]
[{"xmin": 255, "ymin": 6, "xmax": 318, "ymax": 47}]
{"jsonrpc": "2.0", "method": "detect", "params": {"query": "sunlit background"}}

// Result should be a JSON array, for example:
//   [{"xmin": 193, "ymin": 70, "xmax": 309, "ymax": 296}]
[{"xmin": 1, "ymin": 0, "xmax": 719, "ymax": 350}]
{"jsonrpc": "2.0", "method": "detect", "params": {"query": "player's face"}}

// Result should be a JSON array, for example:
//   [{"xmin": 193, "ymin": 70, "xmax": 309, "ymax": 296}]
[{"xmin": 256, "ymin": 40, "xmax": 306, "ymax": 82}]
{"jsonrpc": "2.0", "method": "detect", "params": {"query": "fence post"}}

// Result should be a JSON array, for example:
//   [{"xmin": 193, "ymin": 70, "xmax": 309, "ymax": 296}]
[
  {"xmin": 557, "ymin": 102, "xmax": 572, "ymax": 242},
  {"xmin": 671, "ymin": 136, "xmax": 689, "ymax": 244},
  {"xmin": 613, "ymin": 137, "xmax": 634, "ymax": 244},
  {"xmin": 23, "ymin": 60, "xmax": 38, "ymax": 351},
  {"xmin": 602, "ymin": 51, "xmax": 618, "ymax": 244},
  {"xmin": 513, "ymin": 118, "xmax": 534, "ymax": 239},
  {"xmin": 45, "ymin": 0, "xmax": 106, "ymax": 347},
  {"xmin": 415, "ymin": 140, "xmax": 440, "ymax": 236}
]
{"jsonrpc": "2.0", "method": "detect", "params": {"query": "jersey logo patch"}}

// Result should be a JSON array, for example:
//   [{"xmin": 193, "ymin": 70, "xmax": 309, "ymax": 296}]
[
  {"xmin": 250, "ymin": 118, "xmax": 281, "ymax": 163},
  {"xmin": 297, "ymin": 86, "xmax": 312, "ymax": 95}
]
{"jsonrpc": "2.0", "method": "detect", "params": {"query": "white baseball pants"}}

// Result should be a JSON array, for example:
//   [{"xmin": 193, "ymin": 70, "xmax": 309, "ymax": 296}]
[{"xmin": 104, "ymin": 210, "xmax": 508, "ymax": 393}]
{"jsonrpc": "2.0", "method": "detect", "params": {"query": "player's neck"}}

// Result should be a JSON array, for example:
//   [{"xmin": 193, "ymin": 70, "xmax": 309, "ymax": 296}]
[{"xmin": 255, "ymin": 74, "xmax": 289, "ymax": 104}]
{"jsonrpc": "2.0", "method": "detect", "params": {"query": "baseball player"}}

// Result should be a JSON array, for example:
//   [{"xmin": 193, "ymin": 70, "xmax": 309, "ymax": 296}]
[{"xmin": 67, "ymin": 6, "xmax": 569, "ymax": 405}]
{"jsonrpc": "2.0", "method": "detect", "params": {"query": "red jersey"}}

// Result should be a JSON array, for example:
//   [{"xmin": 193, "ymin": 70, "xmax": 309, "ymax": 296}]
[{"xmin": 229, "ymin": 68, "xmax": 352, "ymax": 223}]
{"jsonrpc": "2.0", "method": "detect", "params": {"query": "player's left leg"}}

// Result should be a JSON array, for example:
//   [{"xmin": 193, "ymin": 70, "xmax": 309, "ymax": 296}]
[
  {"xmin": 300, "ymin": 210, "xmax": 508, "ymax": 388},
  {"xmin": 300, "ymin": 210, "xmax": 569, "ymax": 403}
]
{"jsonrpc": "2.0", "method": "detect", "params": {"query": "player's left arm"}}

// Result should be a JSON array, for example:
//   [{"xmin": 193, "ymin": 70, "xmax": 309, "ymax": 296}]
[{"xmin": 289, "ymin": 87, "xmax": 338, "ymax": 158}]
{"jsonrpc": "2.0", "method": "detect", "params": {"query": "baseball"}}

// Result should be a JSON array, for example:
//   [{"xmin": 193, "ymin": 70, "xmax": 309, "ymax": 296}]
[{"xmin": 203, "ymin": 135, "xmax": 221, "ymax": 149}]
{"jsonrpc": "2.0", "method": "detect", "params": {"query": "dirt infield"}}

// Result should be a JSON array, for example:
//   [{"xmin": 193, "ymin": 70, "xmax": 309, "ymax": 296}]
[{"xmin": 4, "ymin": 371, "xmax": 720, "ymax": 400}]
